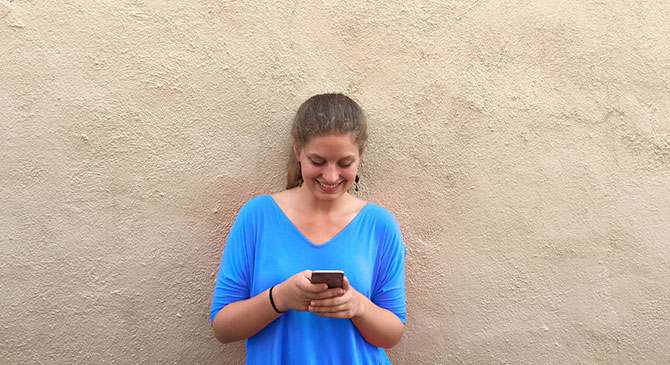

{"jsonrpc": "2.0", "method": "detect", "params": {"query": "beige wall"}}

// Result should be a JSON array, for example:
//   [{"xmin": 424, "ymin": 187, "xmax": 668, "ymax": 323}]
[{"xmin": 2, "ymin": 1, "xmax": 669, "ymax": 363}]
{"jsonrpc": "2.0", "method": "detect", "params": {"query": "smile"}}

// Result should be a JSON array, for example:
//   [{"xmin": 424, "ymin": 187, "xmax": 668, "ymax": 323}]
[{"xmin": 317, "ymin": 180, "xmax": 341, "ymax": 189}]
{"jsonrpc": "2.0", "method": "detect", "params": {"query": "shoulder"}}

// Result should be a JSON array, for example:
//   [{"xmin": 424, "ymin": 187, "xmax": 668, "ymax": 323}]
[
  {"xmin": 268, "ymin": 189, "xmax": 295, "ymax": 208},
  {"xmin": 244, "ymin": 194, "xmax": 272, "ymax": 206},
  {"xmin": 364, "ymin": 202, "xmax": 400, "ymax": 227},
  {"xmin": 237, "ymin": 194, "xmax": 274, "ymax": 216},
  {"xmin": 359, "ymin": 201, "xmax": 404, "ymax": 245},
  {"xmin": 363, "ymin": 203, "xmax": 406, "ymax": 259}
]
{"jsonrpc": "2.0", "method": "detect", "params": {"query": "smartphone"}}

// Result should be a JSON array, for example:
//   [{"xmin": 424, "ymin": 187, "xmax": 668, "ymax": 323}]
[{"xmin": 311, "ymin": 270, "xmax": 344, "ymax": 288}]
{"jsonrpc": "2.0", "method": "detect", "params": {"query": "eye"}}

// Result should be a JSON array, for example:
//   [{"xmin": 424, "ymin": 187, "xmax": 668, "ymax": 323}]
[
  {"xmin": 310, "ymin": 158, "xmax": 325, "ymax": 166},
  {"xmin": 339, "ymin": 162, "xmax": 353, "ymax": 168}
]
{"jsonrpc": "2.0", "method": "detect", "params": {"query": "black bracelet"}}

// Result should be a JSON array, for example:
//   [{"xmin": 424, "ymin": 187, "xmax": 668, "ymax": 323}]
[{"xmin": 269, "ymin": 285, "xmax": 284, "ymax": 314}]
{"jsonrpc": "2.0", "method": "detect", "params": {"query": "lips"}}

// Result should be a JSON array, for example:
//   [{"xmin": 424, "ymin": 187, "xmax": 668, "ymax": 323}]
[{"xmin": 316, "ymin": 180, "xmax": 342, "ymax": 192}]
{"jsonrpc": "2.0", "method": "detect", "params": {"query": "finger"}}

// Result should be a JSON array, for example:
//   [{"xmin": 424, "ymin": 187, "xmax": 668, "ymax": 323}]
[
  {"xmin": 342, "ymin": 276, "xmax": 354, "ymax": 292},
  {"xmin": 301, "ymin": 270, "xmax": 313, "ymax": 279},
  {"xmin": 310, "ymin": 296, "xmax": 344, "ymax": 308},
  {"xmin": 310, "ymin": 299, "xmax": 348, "ymax": 311},
  {"xmin": 299, "ymin": 270, "xmax": 316, "ymax": 284},
  {"xmin": 310, "ymin": 289, "xmax": 347, "ymax": 304},
  {"xmin": 312, "ymin": 305, "xmax": 352, "ymax": 317},
  {"xmin": 305, "ymin": 287, "xmax": 344, "ymax": 300},
  {"xmin": 299, "ymin": 278, "xmax": 329, "ymax": 293},
  {"xmin": 303, "ymin": 283, "xmax": 329, "ymax": 293}
]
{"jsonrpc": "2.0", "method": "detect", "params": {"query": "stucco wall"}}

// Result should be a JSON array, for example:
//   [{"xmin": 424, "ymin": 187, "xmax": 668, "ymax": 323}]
[{"xmin": 2, "ymin": 1, "xmax": 669, "ymax": 363}]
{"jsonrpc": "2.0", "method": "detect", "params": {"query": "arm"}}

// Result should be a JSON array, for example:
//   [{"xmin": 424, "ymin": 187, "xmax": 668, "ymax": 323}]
[
  {"xmin": 351, "ymin": 292, "xmax": 405, "ymax": 348},
  {"xmin": 308, "ymin": 277, "xmax": 405, "ymax": 348},
  {"xmin": 212, "ymin": 270, "xmax": 342, "ymax": 343},
  {"xmin": 211, "ymin": 287, "xmax": 281, "ymax": 343}
]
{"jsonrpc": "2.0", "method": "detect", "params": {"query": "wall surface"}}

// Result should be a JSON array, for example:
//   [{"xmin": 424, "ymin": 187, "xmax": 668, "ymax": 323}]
[{"xmin": 2, "ymin": 0, "xmax": 669, "ymax": 363}]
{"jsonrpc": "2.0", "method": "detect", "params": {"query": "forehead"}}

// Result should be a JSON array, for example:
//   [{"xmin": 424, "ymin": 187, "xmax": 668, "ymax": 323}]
[{"xmin": 302, "ymin": 134, "xmax": 359, "ymax": 156}]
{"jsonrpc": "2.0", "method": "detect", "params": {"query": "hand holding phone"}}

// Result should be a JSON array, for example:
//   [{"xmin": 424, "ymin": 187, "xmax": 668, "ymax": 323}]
[{"xmin": 310, "ymin": 270, "xmax": 344, "ymax": 288}]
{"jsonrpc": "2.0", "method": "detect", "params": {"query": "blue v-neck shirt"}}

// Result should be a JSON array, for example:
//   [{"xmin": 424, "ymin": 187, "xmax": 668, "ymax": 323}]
[{"xmin": 211, "ymin": 195, "xmax": 406, "ymax": 364}]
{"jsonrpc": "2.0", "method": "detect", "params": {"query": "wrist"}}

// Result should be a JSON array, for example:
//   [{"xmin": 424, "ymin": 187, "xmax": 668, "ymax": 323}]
[
  {"xmin": 271, "ymin": 283, "xmax": 286, "ymax": 313},
  {"xmin": 352, "ymin": 290, "xmax": 369, "ymax": 319}
]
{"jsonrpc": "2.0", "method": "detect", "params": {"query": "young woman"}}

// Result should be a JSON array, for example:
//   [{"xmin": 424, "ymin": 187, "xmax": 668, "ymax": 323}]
[{"xmin": 210, "ymin": 94, "xmax": 406, "ymax": 364}]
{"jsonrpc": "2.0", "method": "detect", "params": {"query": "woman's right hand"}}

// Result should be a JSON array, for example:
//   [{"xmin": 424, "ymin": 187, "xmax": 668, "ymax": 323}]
[{"xmin": 273, "ymin": 270, "xmax": 345, "ymax": 312}]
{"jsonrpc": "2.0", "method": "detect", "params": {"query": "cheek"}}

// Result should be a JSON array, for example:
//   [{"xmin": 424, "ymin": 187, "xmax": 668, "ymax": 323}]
[
  {"xmin": 343, "ymin": 167, "xmax": 358, "ymax": 180},
  {"xmin": 301, "ymin": 164, "xmax": 320, "ymax": 178}
]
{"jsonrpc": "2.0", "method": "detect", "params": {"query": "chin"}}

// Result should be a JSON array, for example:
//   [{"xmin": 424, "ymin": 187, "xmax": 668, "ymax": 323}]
[{"xmin": 312, "ymin": 190, "xmax": 344, "ymax": 200}]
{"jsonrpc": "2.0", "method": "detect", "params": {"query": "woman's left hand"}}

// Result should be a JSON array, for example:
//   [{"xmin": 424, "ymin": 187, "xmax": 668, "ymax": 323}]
[{"xmin": 308, "ymin": 276, "xmax": 368, "ymax": 319}]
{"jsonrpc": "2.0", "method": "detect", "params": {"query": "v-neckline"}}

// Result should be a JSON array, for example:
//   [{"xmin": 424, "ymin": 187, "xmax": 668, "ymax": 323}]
[{"xmin": 266, "ymin": 194, "xmax": 370, "ymax": 248}]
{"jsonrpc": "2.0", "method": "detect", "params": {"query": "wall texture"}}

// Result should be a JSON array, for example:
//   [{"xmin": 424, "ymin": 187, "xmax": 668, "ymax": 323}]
[{"xmin": 2, "ymin": 0, "xmax": 669, "ymax": 363}]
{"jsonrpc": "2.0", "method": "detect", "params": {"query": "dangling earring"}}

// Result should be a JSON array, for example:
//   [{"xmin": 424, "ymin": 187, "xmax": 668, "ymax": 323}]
[
  {"xmin": 297, "ymin": 162, "xmax": 303, "ymax": 186},
  {"xmin": 354, "ymin": 175, "xmax": 360, "ymax": 192}
]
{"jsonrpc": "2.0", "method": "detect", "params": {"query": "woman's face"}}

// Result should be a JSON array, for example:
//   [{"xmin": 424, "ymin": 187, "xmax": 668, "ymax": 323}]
[{"xmin": 295, "ymin": 133, "xmax": 360, "ymax": 202}]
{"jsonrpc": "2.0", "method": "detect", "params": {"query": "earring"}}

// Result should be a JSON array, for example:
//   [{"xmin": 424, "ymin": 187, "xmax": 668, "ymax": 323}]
[
  {"xmin": 354, "ymin": 175, "xmax": 360, "ymax": 192},
  {"xmin": 297, "ymin": 162, "xmax": 303, "ymax": 185}
]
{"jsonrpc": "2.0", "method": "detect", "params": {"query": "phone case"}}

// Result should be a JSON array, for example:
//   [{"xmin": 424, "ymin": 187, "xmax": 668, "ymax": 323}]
[{"xmin": 311, "ymin": 271, "xmax": 344, "ymax": 288}]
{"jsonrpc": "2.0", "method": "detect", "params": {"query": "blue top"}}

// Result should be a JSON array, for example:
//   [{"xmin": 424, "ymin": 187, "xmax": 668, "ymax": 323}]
[{"xmin": 210, "ymin": 195, "xmax": 406, "ymax": 364}]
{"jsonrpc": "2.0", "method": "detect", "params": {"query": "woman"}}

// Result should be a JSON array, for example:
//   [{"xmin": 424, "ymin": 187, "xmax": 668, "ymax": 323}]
[{"xmin": 210, "ymin": 94, "xmax": 406, "ymax": 364}]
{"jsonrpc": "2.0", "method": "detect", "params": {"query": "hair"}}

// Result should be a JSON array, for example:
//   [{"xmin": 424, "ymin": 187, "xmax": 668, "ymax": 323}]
[{"xmin": 286, "ymin": 93, "xmax": 368, "ymax": 189}]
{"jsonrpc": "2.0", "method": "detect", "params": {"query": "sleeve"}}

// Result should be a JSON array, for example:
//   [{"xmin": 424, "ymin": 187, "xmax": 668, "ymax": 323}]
[
  {"xmin": 371, "ymin": 211, "xmax": 407, "ymax": 324},
  {"xmin": 209, "ymin": 200, "xmax": 257, "ymax": 325}
]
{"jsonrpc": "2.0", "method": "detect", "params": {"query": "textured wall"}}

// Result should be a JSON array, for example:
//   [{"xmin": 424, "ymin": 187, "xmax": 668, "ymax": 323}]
[{"xmin": 2, "ymin": 0, "xmax": 669, "ymax": 363}]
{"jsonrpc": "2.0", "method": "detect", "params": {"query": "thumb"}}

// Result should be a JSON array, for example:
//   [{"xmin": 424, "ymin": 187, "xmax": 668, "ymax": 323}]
[
  {"xmin": 342, "ymin": 276, "xmax": 351, "ymax": 290},
  {"xmin": 302, "ymin": 270, "xmax": 313, "ymax": 280}
]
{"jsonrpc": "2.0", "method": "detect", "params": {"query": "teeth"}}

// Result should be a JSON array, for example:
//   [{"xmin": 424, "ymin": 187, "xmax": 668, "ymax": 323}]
[{"xmin": 319, "ymin": 181, "xmax": 339, "ymax": 189}]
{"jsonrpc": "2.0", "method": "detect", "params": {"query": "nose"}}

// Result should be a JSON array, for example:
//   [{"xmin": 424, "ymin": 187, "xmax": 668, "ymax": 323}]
[{"xmin": 323, "ymin": 164, "xmax": 339, "ymax": 183}]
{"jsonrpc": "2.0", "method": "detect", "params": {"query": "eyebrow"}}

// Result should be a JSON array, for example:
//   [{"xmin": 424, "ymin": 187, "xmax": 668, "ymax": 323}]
[{"xmin": 307, "ymin": 153, "xmax": 356, "ymax": 161}]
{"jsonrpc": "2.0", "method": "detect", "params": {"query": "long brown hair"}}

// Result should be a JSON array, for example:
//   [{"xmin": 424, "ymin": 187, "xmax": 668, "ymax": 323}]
[{"xmin": 286, "ymin": 94, "xmax": 368, "ymax": 189}]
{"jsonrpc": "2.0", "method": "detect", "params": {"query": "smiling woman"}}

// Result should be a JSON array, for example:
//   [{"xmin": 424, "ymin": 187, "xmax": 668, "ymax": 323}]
[{"xmin": 210, "ymin": 94, "xmax": 407, "ymax": 364}]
